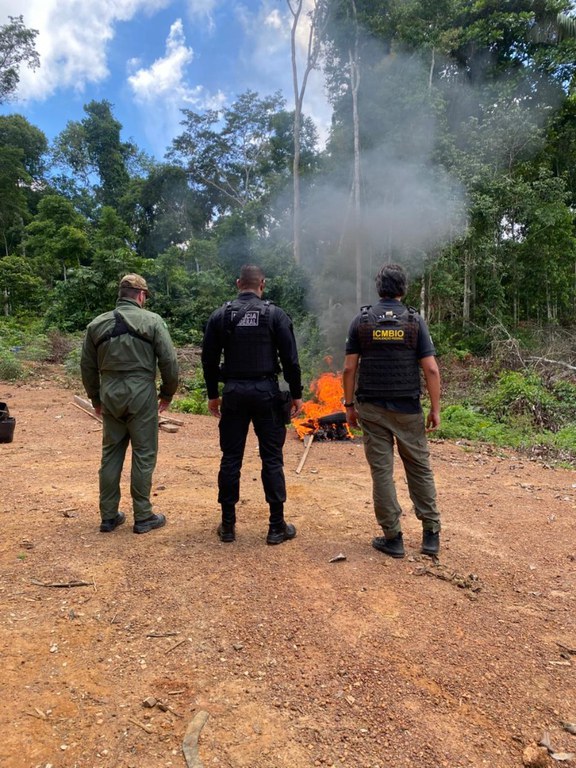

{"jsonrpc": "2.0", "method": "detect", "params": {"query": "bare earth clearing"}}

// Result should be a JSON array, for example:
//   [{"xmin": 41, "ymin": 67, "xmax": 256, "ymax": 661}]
[{"xmin": 1, "ymin": 372, "xmax": 575, "ymax": 768}]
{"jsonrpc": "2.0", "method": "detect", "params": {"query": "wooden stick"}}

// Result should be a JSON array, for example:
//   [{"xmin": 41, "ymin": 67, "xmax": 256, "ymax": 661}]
[
  {"xmin": 74, "ymin": 395, "xmax": 179, "ymax": 432},
  {"xmin": 165, "ymin": 638, "xmax": 187, "ymax": 654},
  {"xmin": 295, "ymin": 433, "xmax": 314, "ymax": 474},
  {"xmin": 31, "ymin": 579, "xmax": 95, "ymax": 588},
  {"xmin": 72, "ymin": 400, "xmax": 102, "ymax": 423}
]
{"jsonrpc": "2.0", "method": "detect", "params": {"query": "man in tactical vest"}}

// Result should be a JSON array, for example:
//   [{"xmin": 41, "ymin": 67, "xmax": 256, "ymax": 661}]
[
  {"xmin": 342, "ymin": 263, "xmax": 441, "ymax": 558},
  {"xmin": 202, "ymin": 264, "xmax": 303, "ymax": 545},
  {"xmin": 81, "ymin": 274, "xmax": 179, "ymax": 534}
]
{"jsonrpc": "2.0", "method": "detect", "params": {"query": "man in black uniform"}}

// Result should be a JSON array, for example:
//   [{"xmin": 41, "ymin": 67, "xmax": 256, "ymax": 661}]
[
  {"xmin": 202, "ymin": 265, "xmax": 303, "ymax": 544},
  {"xmin": 342, "ymin": 263, "xmax": 441, "ymax": 558}
]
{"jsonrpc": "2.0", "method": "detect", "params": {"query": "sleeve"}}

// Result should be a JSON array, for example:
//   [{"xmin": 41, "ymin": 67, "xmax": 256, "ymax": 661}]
[
  {"xmin": 154, "ymin": 318, "xmax": 179, "ymax": 401},
  {"xmin": 201, "ymin": 310, "xmax": 224, "ymax": 399},
  {"xmin": 416, "ymin": 317, "xmax": 436, "ymax": 359},
  {"xmin": 80, "ymin": 327, "xmax": 101, "ymax": 408},
  {"xmin": 273, "ymin": 308, "xmax": 303, "ymax": 400},
  {"xmin": 345, "ymin": 316, "xmax": 361, "ymax": 355}
]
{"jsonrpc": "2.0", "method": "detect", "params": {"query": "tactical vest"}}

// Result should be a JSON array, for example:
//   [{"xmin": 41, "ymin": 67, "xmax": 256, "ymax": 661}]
[
  {"xmin": 220, "ymin": 299, "xmax": 279, "ymax": 379},
  {"xmin": 356, "ymin": 304, "xmax": 421, "ymax": 399}
]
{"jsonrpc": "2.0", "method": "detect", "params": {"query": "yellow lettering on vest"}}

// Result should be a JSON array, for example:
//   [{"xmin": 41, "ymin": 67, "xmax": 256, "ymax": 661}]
[{"xmin": 373, "ymin": 329, "xmax": 405, "ymax": 340}]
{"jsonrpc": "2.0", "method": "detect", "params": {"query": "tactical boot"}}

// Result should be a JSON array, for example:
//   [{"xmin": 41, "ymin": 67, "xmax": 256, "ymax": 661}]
[
  {"xmin": 100, "ymin": 511, "xmax": 126, "ymax": 533},
  {"xmin": 266, "ymin": 521, "xmax": 297, "ymax": 545},
  {"xmin": 421, "ymin": 530, "xmax": 440, "ymax": 556},
  {"xmin": 372, "ymin": 532, "xmax": 405, "ymax": 558},
  {"xmin": 133, "ymin": 513, "xmax": 166, "ymax": 534},
  {"xmin": 217, "ymin": 523, "xmax": 235, "ymax": 543}
]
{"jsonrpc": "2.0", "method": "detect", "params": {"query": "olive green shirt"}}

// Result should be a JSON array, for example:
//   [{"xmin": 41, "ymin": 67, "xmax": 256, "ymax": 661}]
[{"xmin": 81, "ymin": 298, "xmax": 179, "ymax": 408}]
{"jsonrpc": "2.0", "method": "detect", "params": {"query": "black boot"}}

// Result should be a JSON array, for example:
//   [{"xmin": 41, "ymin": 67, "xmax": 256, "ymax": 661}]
[
  {"xmin": 266, "ymin": 521, "xmax": 297, "ymax": 545},
  {"xmin": 218, "ymin": 505, "xmax": 236, "ymax": 542},
  {"xmin": 372, "ymin": 532, "xmax": 405, "ymax": 558},
  {"xmin": 421, "ymin": 530, "xmax": 440, "ymax": 556}
]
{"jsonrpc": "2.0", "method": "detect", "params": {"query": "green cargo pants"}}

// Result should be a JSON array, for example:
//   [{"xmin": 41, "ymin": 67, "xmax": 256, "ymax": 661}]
[
  {"xmin": 99, "ymin": 375, "xmax": 159, "ymax": 522},
  {"xmin": 357, "ymin": 401, "xmax": 440, "ymax": 537}
]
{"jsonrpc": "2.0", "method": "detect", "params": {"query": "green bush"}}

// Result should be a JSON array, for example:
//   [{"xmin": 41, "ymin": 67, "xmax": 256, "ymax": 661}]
[
  {"xmin": 436, "ymin": 404, "xmax": 518, "ymax": 445},
  {"xmin": 483, "ymin": 371, "xmax": 558, "ymax": 430},
  {"xmin": 0, "ymin": 347, "xmax": 25, "ymax": 380},
  {"xmin": 172, "ymin": 369, "xmax": 209, "ymax": 415}
]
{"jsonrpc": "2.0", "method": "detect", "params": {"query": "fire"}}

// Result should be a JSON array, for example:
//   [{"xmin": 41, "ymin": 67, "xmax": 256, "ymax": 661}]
[{"xmin": 292, "ymin": 372, "xmax": 352, "ymax": 440}]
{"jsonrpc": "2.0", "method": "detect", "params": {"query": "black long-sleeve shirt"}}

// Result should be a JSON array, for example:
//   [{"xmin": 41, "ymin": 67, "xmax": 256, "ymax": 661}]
[{"xmin": 201, "ymin": 291, "xmax": 303, "ymax": 400}]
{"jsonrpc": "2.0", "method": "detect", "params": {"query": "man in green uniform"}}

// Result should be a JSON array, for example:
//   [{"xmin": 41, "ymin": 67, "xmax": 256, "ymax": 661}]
[{"xmin": 81, "ymin": 274, "xmax": 179, "ymax": 534}]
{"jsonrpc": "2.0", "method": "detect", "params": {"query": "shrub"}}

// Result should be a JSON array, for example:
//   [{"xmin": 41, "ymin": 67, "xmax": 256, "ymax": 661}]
[
  {"xmin": 0, "ymin": 347, "xmax": 25, "ymax": 380},
  {"xmin": 483, "ymin": 371, "xmax": 558, "ymax": 430},
  {"xmin": 172, "ymin": 369, "xmax": 209, "ymax": 416}
]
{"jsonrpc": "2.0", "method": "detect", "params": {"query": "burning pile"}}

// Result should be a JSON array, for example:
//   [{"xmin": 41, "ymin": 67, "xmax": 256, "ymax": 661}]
[{"xmin": 293, "ymin": 372, "xmax": 352, "ymax": 441}]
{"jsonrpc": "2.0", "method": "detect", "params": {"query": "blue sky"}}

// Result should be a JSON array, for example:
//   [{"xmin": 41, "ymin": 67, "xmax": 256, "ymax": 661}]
[{"xmin": 0, "ymin": 0, "xmax": 331, "ymax": 159}]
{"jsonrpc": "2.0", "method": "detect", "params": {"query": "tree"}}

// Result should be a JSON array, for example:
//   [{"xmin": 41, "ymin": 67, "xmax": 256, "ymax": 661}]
[
  {"xmin": 0, "ymin": 16, "xmax": 39, "ymax": 103},
  {"xmin": 0, "ymin": 115, "xmax": 47, "ymax": 256},
  {"xmin": 169, "ymin": 91, "xmax": 290, "ymax": 221},
  {"xmin": 287, "ymin": 0, "xmax": 328, "ymax": 264},
  {"xmin": 24, "ymin": 195, "xmax": 90, "ymax": 283},
  {"xmin": 127, "ymin": 163, "xmax": 208, "ymax": 259},
  {"xmin": 51, "ymin": 100, "xmax": 134, "ymax": 214}
]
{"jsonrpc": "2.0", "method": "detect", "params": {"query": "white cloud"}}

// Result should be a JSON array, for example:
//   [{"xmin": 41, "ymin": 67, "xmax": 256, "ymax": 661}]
[
  {"xmin": 2, "ymin": 0, "xmax": 172, "ymax": 101},
  {"xmin": 186, "ymin": 0, "xmax": 219, "ymax": 26},
  {"xmin": 127, "ymin": 19, "xmax": 225, "ymax": 154},
  {"xmin": 237, "ymin": 1, "xmax": 332, "ymax": 146}
]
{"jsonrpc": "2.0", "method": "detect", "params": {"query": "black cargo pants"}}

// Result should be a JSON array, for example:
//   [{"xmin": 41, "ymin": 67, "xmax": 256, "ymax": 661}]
[{"xmin": 218, "ymin": 379, "xmax": 286, "ymax": 522}]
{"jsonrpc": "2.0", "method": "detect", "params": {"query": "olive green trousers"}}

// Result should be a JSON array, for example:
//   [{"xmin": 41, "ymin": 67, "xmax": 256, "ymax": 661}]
[
  {"xmin": 99, "ymin": 375, "xmax": 158, "ymax": 521},
  {"xmin": 357, "ymin": 401, "xmax": 441, "ymax": 537}
]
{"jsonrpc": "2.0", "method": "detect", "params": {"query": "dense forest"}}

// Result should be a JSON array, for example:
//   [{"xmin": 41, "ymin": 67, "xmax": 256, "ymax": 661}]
[{"xmin": 1, "ymin": 2, "xmax": 576, "ymax": 457}]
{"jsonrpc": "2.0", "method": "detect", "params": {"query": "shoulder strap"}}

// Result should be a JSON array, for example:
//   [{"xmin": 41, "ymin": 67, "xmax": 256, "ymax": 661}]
[{"xmin": 95, "ymin": 310, "xmax": 152, "ymax": 348}]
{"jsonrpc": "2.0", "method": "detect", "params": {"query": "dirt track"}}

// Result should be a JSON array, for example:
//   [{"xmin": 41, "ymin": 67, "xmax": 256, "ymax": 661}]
[{"xmin": 1, "ymin": 376, "xmax": 575, "ymax": 768}]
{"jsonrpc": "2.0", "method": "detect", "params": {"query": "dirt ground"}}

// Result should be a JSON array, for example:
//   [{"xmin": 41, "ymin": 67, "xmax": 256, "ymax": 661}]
[{"xmin": 1, "ymin": 372, "xmax": 575, "ymax": 768}]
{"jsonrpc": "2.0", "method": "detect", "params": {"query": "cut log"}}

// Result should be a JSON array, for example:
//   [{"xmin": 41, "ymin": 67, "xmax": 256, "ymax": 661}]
[
  {"xmin": 160, "ymin": 415, "xmax": 185, "ymax": 426},
  {"xmin": 159, "ymin": 422, "xmax": 179, "ymax": 433}
]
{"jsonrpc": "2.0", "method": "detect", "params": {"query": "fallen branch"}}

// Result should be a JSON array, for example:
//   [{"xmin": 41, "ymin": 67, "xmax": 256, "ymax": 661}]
[
  {"xmin": 166, "ymin": 638, "xmax": 187, "ymax": 654},
  {"xmin": 295, "ymin": 433, "xmax": 314, "ymax": 474},
  {"xmin": 31, "ymin": 579, "xmax": 94, "ymax": 589},
  {"xmin": 128, "ymin": 717, "xmax": 153, "ymax": 734},
  {"xmin": 146, "ymin": 631, "xmax": 179, "ymax": 638},
  {"xmin": 526, "ymin": 356, "xmax": 576, "ymax": 372},
  {"xmin": 182, "ymin": 710, "xmax": 210, "ymax": 768}
]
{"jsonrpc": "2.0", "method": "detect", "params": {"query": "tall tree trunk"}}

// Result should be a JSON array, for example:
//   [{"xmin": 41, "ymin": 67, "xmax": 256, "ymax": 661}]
[
  {"xmin": 349, "ymin": 0, "xmax": 362, "ymax": 306},
  {"xmin": 288, "ymin": 0, "xmax": 326, "ymax": 265},
  {"xmin": 463, "ymin": 248, "xmax": 471, "ymax": 326}
]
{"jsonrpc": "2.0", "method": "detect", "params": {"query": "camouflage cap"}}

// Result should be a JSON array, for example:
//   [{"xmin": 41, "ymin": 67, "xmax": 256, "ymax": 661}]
[{"xmin": 119, "ymin": 273, "xmax": 149, "ymax": 295}]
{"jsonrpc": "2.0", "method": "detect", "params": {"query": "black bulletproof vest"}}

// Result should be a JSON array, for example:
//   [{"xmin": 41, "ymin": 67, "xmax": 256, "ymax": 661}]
[
  {"xmin": 356, "ymin": 304, "xmax": 421, "ymax": 399},
  {"xmin": 220, "ymin": 299, "xmax": 279, "ymax": 379}
]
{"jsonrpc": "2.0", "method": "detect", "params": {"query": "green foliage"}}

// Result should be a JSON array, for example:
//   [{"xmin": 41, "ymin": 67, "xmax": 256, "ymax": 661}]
[
  {"xmin": 64, "ymin": 343, "xmax": 82, "ymax": 380},
  {"xmin": 483, "ymin": 371, "xmax": 558, "ymax": 430},
  {"xmin": 0, "ymin": 15, "xmax": 40, "ymax": 104},
  {"xmin": 0, "ymin": 344, "xmax": 25, "ymax": 380},
  {"xmin": 436, "ymin": 405, "xmax": 517, "ymax": 446},
  {"xmin": 172, "ymin": 369, "xmax": 209, "ymax": 415}
]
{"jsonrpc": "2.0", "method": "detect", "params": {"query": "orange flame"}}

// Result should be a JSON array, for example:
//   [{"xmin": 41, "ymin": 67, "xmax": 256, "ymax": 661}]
[{"xmin": 292, "ymin": 372, "xmax": 352, "ymax": 439}]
